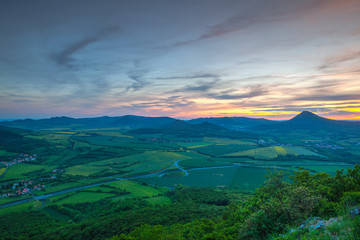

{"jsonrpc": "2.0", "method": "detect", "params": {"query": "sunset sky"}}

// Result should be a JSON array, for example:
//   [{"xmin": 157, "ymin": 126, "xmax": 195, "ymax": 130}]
[{"xmin": 1, "ymin": 0, "xmax": 360, "ymax": 120}]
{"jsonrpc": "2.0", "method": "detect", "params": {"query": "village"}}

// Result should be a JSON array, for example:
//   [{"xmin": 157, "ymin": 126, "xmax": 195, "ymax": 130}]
[
  {"xmin": 145, "ymin": 137, "xmax": 194, "ymax": 143},
  {"xmin": 257, "ymin": 139, "xmax": 293, "ymax": 147},
  {"xmin": 0, "ymin": 168, "xmax": 65, "ymax": 199},
  {"xmin": 1, "ymin": 153, "xmax": 37, "ymax": 167},
  {"xmin": 1, "ymin": 179, "xmax": 45, "ymax": 199},
  {"xmin": 304, "ymin": 141, "xmax": 345, "ymax": 150},
  {"xmin": 0, "ymin": 153, "xmax": 66, "ymax": 199}
]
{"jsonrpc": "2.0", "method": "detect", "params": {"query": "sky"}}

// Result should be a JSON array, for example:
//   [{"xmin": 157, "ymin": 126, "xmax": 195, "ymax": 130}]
[{"xmin": 1, "ymin": 0, "xmax": 360, "ymax": 120}]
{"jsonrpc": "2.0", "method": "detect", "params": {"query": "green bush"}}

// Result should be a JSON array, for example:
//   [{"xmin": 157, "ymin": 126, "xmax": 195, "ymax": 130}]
[{"xmin": 340, "ymin": 191, "xmax": 360, "ymax": 209}]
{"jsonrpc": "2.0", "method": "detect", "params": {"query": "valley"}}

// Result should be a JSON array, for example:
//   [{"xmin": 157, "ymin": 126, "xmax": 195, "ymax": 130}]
[{"xmin": 0, "ymin": 112, "xmax": 359, "ymax": 239}]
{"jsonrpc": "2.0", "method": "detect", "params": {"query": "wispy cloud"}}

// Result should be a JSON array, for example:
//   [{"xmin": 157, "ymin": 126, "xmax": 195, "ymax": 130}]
[
  {"xmin": 169, "ymin": 79, "xmax": 220, "ymax": 93},
  {"xmin": 319, "ymin": 50, "xmax": 360, "ymax": 71},
  {"xmin": 206, "ymin": 85, "xmax": 268, "ymax": 100},
  {"xmin": 295, "ymin": 93, "xmax": 360, "ymax": 101},
  {"xmin": 125, "ymin": 70, "xmax": 151, "ymax": 92},
  {"xmin": 51, "ymin": 26, "xmax": 120, "ymax": 67},
  {"xmin": 168, "ymin": 0, "xmax": 326, "ymax": 48},
  {"xmin": 156, "ymin": 73, "xmax": 221, "ymax": 80}
]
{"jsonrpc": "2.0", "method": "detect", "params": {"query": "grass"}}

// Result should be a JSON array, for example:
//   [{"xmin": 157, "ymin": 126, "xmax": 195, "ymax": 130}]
[
  {"xmin": 0, "ymin": 168, "xmax": 6, "ymax": 176},
  {"xmin": 194, "ymin": 144, "xmax": 257, "ymax": 156},
  {"xmin": 43, "ymin": 178, "xmax": 110, "ymax": 193},
  {"xmin": 225, "ymin": 146, "xmax": 289, "ymax": 159},
  {"xmin": 137, "ymin": 166, "xmax": 269, "ymax": 191},
  {"xmin": 179, "ymin": 158, "xmax": 232, "ymax": 168},
  {"xmin": 225, "ymin": 146, "xmax": 322, "ymax": 159},
  {"xmin": 294, "ymin": 165, "xmax": 354, "ymax": 175},
  {"xmin": 90, "ymin": 151, "xmax": 190, "ymax": 177},
  {"xmin": 50, "ymin": 192, "xmax": 116, "ymax": 205},
  {"xmin": 66, "ymin": 165, "xmax": 110, "ymax": 176},
  {"xmin": 71, "ymin": 135, "xmax": 133, "ymax": 146},
  {"xmin": 0, "ymin": 150, "xmax": 16, "ymax": 157},
  {"xmin": 176, "ymin": 141, "xmax": 216, "ymax": 148},
  {"xmin": 0, "ymin": 163, "xmax": 53, "ymax": 181},
  {"xmin": 0, "ymin": 201, "xmax": 42, "ymax": 216},
  {"xmin": 106, "ymin": 180, "xmax": 166, "ymax": 199}
]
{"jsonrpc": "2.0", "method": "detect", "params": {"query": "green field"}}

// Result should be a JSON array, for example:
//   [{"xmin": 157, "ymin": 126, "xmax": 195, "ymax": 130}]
[
  {"xmin": 0, "ymin": 167, "xmax": 6, "ymax": 176},
  {"xmin": 66, "ymin": 165, "xmax": 110, "ymax": 176},
  {"xmin": 71, "ymin": 135, "xmax": 133, "ymax": 146},
  {"xmin": 179, "ymin": 158, "xmax": 232, "ymax": 168},
  {"xmin": 176, "ymin": 141, "xmax": 216, "ymax": 148},
  {"xmin": 50, "ymin": 191, "xmax": 116, "ymax": 205},
  {"xmin": 0, "ymin": 201, "xmax": 43, "ymax": 216},
  {"xmin": 1, "ymin": 125, "xmax": 358, "ymax": 215},
  {"xmin": 87, "ymin": 151, "xmax": 190, "ymax": 177},
  {"xmin": 137, "ymin": 166, "xmax": 270, "ymax": 190},
  {"xmin": 106, "ymin": 180, "xmax": 167, "ymax": 198},
  {"xmin": 0, "ymin": 163, "xmax": 53, "ymax": 181},
  {"xmin": 225, "ymin": 146, "xmax": 323, "ymax": 159},
  {"xmin": 194, "ymin": 144, "xmax": 257, "ymax": 156}
]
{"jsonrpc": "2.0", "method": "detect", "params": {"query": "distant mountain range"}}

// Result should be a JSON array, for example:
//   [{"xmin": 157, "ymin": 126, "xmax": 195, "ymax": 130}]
[
  {"xmin": 129, "ymin": 120, "xmax": 257, "ymax": 139},
  {"xmin": 1, "ymin": 112, "xmax": 359, "ymax": 136},
  {"xmin": 0, "ymin": 115, "xmax": 176, "ymax": 130}
]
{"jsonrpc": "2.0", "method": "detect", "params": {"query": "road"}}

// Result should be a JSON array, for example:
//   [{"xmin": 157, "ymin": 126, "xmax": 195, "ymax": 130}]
[
  {"xmin": 0, "ymin": 158, "xmax": 236, "ymax": 209},
  {"xmin": 0, "ymin": 179, "xmax": 118, "ymax": 209}
]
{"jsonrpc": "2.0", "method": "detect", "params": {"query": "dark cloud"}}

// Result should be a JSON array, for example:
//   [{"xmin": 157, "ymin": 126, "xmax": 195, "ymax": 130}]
[{"xmin": 51, "ymin": 26, "xmax": 120, "ymax": 67}]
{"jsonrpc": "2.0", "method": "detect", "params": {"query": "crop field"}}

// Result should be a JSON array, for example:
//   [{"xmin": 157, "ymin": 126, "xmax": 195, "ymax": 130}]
[
  {"xmin": 88, "ymin": 151, "xmax": 190, "ymax": 177},
  {"xmin": 175, "ymin": 151, "xmax": 207, "ymax": 158},
  {"xmin": 71, "ymin": 135, "xmax": 133, "ymax": 146},
  {"xmin": 194, "ymin": 144, "xmax": 258, "ymax": 156},
  {"xmin": 106, "ymin": 180, "xmax": 168, "ymax": 199},
  {"xmin": 66, "ymin": 165, "xmax": 110, "ymax": 176},
  {"xmin": 290, "ymin": 146, "xmax": 325, "ymax": 157},
  {"xmin": 0, "ymin": 201, "xmax": 42, "ymax": 216},
  {"xmin": 43, "ymin": 178, "xmax": 110, "ymax": 193},
  {"xmin": 137, "ymin": 166, "xmax": 269, "ymax": 190},
  {"xmin": 225, "ymin": 146, "xmax": 323, "ymax": 159},
  {"xmin": 0, "ymin": 150, "xmax": 16, "ymax": 157},
  {"xmin": 0, "ymin": 163, "xmax": 53, "ymax": 182},
  {"xmin": 176, "ymin": 141, "xmax": 216, "ymax": 148},
  {"xmin": 121, "ymin": 142, "xmax": 179, "ymax": 150},
  {"xmin": 203, "ymin": 137, "xmax": 257, "ymax": 145},
  {"xmin": 50, "ymin": 191, "xmax": 116, "ymax": 205},
  {"xmin": 225, "ymin": 146, "xmax": 289, "ymax": 159},
  {"xmin": 179, "ymin": 158, "xmax": 232, "ymax": 168}
]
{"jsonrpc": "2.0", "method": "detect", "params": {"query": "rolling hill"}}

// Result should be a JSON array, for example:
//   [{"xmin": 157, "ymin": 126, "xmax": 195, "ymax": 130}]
[
  {"xmin": 0, "ymin": 126, "xmax": 51, "ymax": 153},
  {"xmin": 129, "ymin": 120, "xmax": 257, "ymax": 139},
  {"xmin": 254, "ymin": 111, "xmax": 360, "ymax": 135},
  {"xmin": 188, "ymin": 116, "xmax": 277, "ymax": 130},
  {"xmin": 0, "ymin": 115, "xmax": 176, "ymax": 130}
]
